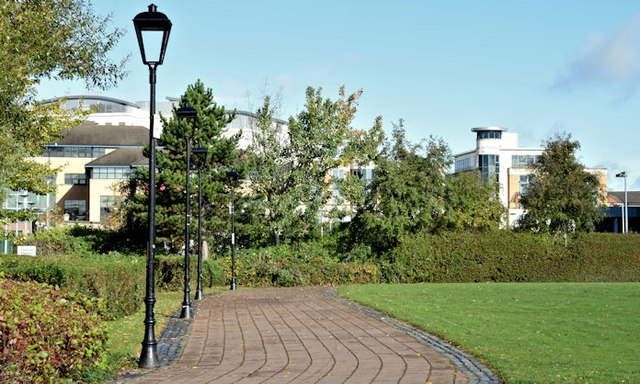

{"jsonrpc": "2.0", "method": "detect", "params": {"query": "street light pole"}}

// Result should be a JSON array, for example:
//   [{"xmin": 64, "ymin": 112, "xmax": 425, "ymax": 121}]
[
  {"xmin": 193, "ymin": 147, "xmax": 208, "ymax": 300},
  {"xmin": 133, "ymin": 4, "xmax": 171, "ymax": 369},
  {"xmin": 176, "ymin": 104, "xmax": 198, "ymax": 319},
  {"xmin": 616, "ymin": 172, "xmax": 628, "ymax": 234},
  {"xmin": 227, "ymin": 171, "xmax": 239, "ymax": 291}
]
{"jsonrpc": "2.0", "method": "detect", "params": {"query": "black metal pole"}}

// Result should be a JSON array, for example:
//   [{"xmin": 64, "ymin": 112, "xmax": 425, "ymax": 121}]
[
  {"xmin": 139, "ymin": 64, "xmax": 159, "ymax": 368},
  {"xmin": 180, "ymin": 137, "xmax": 194, "ymax": 318},
  {"xmin": 195, "ymin": 167, "xmax": 204, "ymax": 300},
  {"xmin": 230, "ymin": 182, "xmax": 237, "ymax": 290}
]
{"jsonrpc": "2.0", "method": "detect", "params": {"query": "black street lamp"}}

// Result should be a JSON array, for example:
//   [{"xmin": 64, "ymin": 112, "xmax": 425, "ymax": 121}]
[
  {"xmin": 193, "ymin": 146, "xmax": 208, "ymax": 300},
  {"xmin": 226, "ymin": 171, "xmax": 240, "ymax": 291},
  {"xmin": 176, "ymin": 103, "xmax": 198, "ymax": 319},
  {"xmin": 133, "ymin": 3, "xmax": 171, "ymax": 369}
]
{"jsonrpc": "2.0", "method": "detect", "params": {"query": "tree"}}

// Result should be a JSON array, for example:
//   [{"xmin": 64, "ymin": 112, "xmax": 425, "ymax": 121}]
[
  {"xmin": 443, "ymin": 171, "xmax": 505, "ymax": 231},
  {"xmin": 122, "ymin": 80, "xmax": 239, "ymax": 252},
  {"xmin": 350, "ymin": 120, "xmax": 451, "ymax": 253},
  {"xmin": 518, "ymin": 133, "xmax": 604, "ymax": 236},
  {"xmin": 247, "ymin": 87, "xmax": 383, "ymax": 246},
  {"xmin": 0, "ymin": 0, "xmax": 125, "ymax": 225}
]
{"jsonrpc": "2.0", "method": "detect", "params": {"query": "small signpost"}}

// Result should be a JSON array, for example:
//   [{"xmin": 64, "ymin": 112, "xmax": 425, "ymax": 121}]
[{"xmin": 17, "ymin": 245, "xmax": 36, "ymax": 256}]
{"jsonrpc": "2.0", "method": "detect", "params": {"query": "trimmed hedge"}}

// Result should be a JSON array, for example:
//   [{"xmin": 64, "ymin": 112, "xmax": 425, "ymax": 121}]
[
  {"xmin": 0, "ymin": 279, "xmax": 108, "ymax": 383},
  {"xmin": 386, "ymin": 231, "xmax": 640, "ymax": 283}
]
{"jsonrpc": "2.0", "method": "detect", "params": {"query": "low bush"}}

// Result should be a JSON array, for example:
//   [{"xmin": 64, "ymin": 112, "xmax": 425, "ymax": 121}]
[
  {"xmin": 387, "ymin": 231, "xmax": 640, "ymax": 283},
  {"xmin": 155, "ymin": 255, "xmax": 226, "ymax": 291},
  {"xmin": 0, "ymin": 279, "xmax": 108, "ymax": 383},
  {"xmin": 0, "ymin": 255, "xmax": 145, "ymax": 320}
]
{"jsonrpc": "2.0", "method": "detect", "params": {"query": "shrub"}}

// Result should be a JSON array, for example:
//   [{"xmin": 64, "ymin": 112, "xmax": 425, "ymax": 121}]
[
  {"xmin": 0, "ymin": 279, "xmax": 108, "ymax": 383},
  {"xmin": 388, "ymin": 231, "xmax": 640, "ymax": 283},
  {"xmin": 0, "ymin": 255, "xmax": 145, "ymax": 320}
]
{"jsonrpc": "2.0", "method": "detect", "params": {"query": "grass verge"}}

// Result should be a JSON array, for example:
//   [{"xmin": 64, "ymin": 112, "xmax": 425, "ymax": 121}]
[
  {"xmin": 88, "ymin": 288, "xmax": 223, "ymax": 382},
  {"xmin": 338, "ymin": 282, "xmax": 639, "ymax": 383}
]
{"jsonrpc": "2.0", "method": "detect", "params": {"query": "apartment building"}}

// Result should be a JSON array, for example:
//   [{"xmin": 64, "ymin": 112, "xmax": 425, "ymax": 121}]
[{"xmin": 453, "ymin": 126, "xmax": 607, "ymax": 226}]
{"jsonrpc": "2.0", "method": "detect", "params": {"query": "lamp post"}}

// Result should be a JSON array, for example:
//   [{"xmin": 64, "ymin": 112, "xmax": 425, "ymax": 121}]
[
  {"xmin": 226, "ymin": 171, "xmax": 239, "ymax": 291},
  {"xmin": 176, "ymin": 103, "xmax": 198, "ymax": 319},
  {"xmin": 616, "ymin": 172, "xmax": 628, "ymax": 234},
  {"xmin": 193, "ymin": 146, "xmax": 208, "ymax": 300},
  {"xmin": 133, "ymin": 3, "xmax": 171, "ymax": 369}
]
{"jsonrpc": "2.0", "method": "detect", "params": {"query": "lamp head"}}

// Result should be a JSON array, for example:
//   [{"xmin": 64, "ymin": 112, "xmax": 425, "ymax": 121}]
[{"xmin": 133, "ymin": 4, "xmax": 172, "ymax": 66}]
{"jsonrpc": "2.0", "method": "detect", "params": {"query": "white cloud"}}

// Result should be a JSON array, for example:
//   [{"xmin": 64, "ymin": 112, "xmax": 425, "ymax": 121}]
[{"xmin": 554, "ymin": 15, "xmax": 640, "ymax": 97}]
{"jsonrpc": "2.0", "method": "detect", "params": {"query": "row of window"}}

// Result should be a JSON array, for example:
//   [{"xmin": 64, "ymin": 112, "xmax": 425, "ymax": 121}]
[
  {"xmin": 91, "ymin": 167, "xmax": 135, "ymax": 179},
  {"xmin": 454, "ymin": 157, "xmax": 474, "ymax": 173},
  {"xmin": 476, "ymin": 131, "xmax": 502, "ymax": 140},
  {"xmin": 512, "ymin": 154, "xmax": 540, "ymax": 167},
  {"xmin": 478, "ymin": 154, "xmax": 500, "ymax": 182},
  {"xmin": 63, "ymin": 196, "xmax": 117, "ymax": 222},
  {"xmin": 43, "ymin": 146, "xmax": 106, "ymax": 158}
]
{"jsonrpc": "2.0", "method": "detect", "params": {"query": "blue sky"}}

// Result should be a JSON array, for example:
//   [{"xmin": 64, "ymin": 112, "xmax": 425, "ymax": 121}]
[{"xmin": 37, "ymin": 1, "xmax": 640, "ymax": 190}]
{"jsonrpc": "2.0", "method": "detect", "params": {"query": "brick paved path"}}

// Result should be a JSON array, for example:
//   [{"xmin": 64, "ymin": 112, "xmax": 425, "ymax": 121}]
[{"xmin": 133, "ymin": 287, "xmax": 468, "ymax": 384}]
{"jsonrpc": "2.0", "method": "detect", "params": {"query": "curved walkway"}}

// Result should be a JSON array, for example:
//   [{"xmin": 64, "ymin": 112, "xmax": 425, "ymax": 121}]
[{"xmin": 130, "ymin": 287, "xmax": 496, "ymax": 384}]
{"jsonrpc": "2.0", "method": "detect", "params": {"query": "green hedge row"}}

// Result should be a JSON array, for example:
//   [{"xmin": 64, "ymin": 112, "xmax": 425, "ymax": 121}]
[
  {"xmin": 0, "ymin": 253, "xmax": 227, "ymax": 319},
  {"xmin": 386, "ymin": 231, "xmax": 640, "ymax": 283}
]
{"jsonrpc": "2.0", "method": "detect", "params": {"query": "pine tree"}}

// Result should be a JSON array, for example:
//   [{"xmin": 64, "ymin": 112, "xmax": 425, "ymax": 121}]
[{"xmin": 124, "ymin": 80, "xmax": 239, "ymax": 253}]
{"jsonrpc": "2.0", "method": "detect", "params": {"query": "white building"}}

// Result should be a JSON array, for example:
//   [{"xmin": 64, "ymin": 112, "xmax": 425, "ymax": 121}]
[{"xmin": 453, "ymin": 127, "xmax": 607, "ymax": 226}]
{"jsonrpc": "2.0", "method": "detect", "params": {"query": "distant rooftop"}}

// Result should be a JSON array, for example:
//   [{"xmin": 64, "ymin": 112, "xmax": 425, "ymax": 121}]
[{"xmin": 471, "ymin": 126, "xmax": 507, "ymax": 132}]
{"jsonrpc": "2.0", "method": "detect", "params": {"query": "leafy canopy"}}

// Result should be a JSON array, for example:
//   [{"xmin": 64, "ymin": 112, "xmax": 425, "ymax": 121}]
[{"xmin": 518, "ymin": 133, "xmax": 604, "ymax": 236}]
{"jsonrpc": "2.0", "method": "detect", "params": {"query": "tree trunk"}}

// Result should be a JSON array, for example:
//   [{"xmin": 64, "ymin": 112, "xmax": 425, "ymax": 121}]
[{"xmin": 275, "ymin": 231, "xmax": 280, "ymax": 247}]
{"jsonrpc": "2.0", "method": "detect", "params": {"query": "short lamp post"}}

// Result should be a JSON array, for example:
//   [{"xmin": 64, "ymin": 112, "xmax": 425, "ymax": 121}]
[
  {"xmin": 226, "ymin": 171, "xmax": 239, "ymax": 291},
  {"xmin": 192, "ymin": 146, "xmax": 208, "ymax": 300},
  {"xmin": 616, "ymin": 171, "xmax": 628, "ymax": 234},
  {"xmin": 133, "ymin": 3, "xmax": 171, "ymax": 369},
  {"xmin": 177, "ymin": 103, "xmax": 198, "ymax": 319}
]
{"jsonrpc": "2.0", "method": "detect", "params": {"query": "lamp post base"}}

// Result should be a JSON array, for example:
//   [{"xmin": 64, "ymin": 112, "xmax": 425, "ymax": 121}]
[
  {"xmin": 230, "ymin": 281, "xmax": 237, "ymax": 291},
  {"xmin": 138, "ymin": 343, "xmax": 160, "ymax": 368},
  {"xmin": 180, "ymin": 304, "xmax": 194, "ymax": 319},
  {"xmin": 194, "ymin": 290, "xmax": 203, "ymax": 300}
]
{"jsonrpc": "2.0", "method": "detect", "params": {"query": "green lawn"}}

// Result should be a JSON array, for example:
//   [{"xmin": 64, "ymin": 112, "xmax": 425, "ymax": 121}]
[{"xmin": 338, "ymin": 282, "xmax": 639, "ymax": 383}]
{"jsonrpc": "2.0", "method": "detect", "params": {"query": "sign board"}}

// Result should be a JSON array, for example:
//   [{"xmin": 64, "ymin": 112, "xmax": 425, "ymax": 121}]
[{"xmin": 17, "ymin": 245, "xmax": 36, "ymax": 256}]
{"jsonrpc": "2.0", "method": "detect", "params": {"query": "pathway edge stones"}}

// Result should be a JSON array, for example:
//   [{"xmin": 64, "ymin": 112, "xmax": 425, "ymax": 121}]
[{"xmin": 326, "ymin": 286, "xmax": 501, "ymax": 384}]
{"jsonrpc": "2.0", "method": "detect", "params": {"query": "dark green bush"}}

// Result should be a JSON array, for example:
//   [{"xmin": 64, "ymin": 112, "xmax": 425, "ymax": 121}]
[
  {"xmin": 387, "ymin": 231, "xmax": 640, "ymax": 283},
  {"xmin": 155, "ymin": 255, "xmax": 226, "ymax": 291},
  {"xmin": 0, "ymin": 255, "xmax": 145, "ymax": 319},
  {"xmin": 0, "ymin": 279, "xmax": 108, "ymax": 383}
]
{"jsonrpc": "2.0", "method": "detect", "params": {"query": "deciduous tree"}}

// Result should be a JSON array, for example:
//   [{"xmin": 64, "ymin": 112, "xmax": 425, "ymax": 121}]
[{"xmin": 518, "ymin": 133, "xmax": 604, "ymax": 236}]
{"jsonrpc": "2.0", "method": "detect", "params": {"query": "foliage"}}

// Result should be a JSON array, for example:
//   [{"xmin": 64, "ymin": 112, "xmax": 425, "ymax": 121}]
[
  {"xmin": 0, "ymin": 279, "xmax": 108, "ymax": 383},
  {"xmin": 339, "ymin": 282, "xmax": 640, "ymax": 383},
  {"xmin": 442, "ymin": 171, "xmax": 506, "ymax": 231},
  {"xmin": 0, "ymin": 254, "xmax": 145, "ymax": 320},
  {"xmin": 350, "ymin": 120, "xmax": 452, "ymax": 253},
  {"xmin": 518, "ymin": 133, "xmax": 604, "ymax": 236},
  {"xmin": 247, "ymin": 87, "xmax": 383, "ymax": 246},
  {"xmin": 0, "ymin": 0, "xmax": 125, "ymax": 225},
  {"xmin": 386, "ymin": 231, "xmax": 640, "ymax": 283},
  {"xmin": 121, "ymin": 80, "xmax": 239, "ymax": 252}
]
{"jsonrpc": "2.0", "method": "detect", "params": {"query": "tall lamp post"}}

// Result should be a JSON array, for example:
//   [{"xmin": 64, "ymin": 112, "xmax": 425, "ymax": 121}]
[
  {"xmin": 226, "ymin": 171, "xmax": 239, "ymax": 290},
  {"xmin": 133, "ymin": 3, "xmax": 171, "ymax": 369},
  {"xmin": 616, "ymin": 171, "xmax": 628, "ymax": 234},
  {"xmin": 193, "ymin": 146, "xmax": 208, "ymax": 300},
  {"xmin": 177, "ymin": 103, "xmax": 198, "ymax": 319}
]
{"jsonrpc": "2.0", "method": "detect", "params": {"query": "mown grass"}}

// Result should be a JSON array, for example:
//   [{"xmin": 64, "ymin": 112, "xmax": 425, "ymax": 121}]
[{"xmin": 338, "ymin": 282, "xmax": 640, "ymax": 383}]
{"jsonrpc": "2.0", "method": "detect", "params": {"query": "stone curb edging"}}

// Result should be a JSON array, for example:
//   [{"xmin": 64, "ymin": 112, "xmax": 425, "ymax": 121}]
[
  {"xmin": 108, "ymin": 292, "xmax": 220, "ymax": 383},
  {"xmin": 325, "ymin": 286, "xmax": 501, "ymax": 384}
]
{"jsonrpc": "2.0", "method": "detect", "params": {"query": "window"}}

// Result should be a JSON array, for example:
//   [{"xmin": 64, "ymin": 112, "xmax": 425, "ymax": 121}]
[
  {"xmin": 512, "ymin": 155, "xmax": 540, "ymax": 167},
  {"xmin": 91, "ymin": 167, "xmax": 134, "ymax": 179},
  {"xmin": 455, "ymin": 157, "xmax": 473, "ymax": 173},
  {"xmin": 64, "ymin": 173, "xmax": 87, "ymax": 185},
  {"xmin": 43, "ymin": 146, "xmax": 105, "ymax": 158},
  {"xmin": 519, "ymin": 174, "xmax": 535, "ymax": 197},
  {"xmin": 478, "ymin": 154, "xmax": 499, "ymax": 182},
  {"xmin": 477, "ymin": 131, "xmax": 502, "ymax": 140},
  {"xmin": 351, "ymin": 168, "xmax": 375, "ymax": 180},
  {"xmin": 100, "ymin": 195, "xmax": 117, "ymax": 222},
  {"xmin": 331, "ymin": 169, "xmax": 345, "ymax": 203},
  {"xmin": 64, "ymin": 200, "xmax": 87, "ymax": 221}
]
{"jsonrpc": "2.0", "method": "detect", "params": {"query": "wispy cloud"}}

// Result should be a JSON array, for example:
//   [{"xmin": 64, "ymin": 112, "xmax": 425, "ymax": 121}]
[{"xmin": 553, "ymin": 15, "xmax": 640, "ymax": 99}]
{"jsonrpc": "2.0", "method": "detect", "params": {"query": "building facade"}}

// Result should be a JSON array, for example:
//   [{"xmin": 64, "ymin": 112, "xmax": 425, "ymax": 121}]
[{"xmin": 453, "ymin": 127, "xmax": 607, "ymax": 226}]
